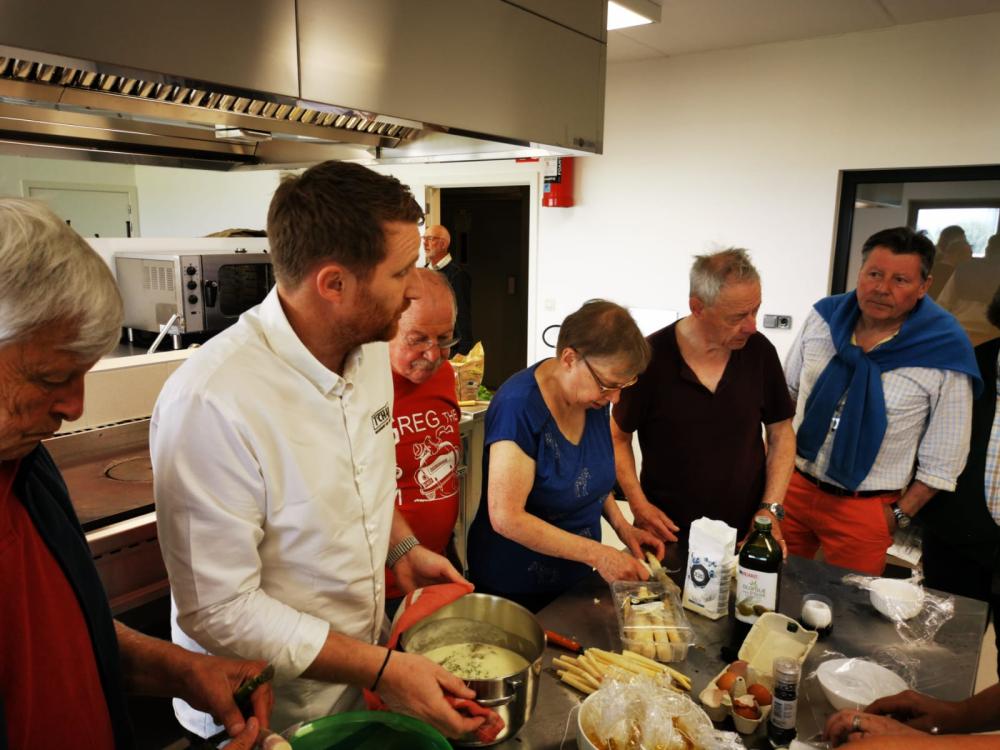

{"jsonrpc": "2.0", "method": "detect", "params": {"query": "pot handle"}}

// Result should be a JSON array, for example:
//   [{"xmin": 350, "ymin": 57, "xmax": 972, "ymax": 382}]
[{"xmin": 475, "ymin": 678, "xmax": 522, "ymax": 708}]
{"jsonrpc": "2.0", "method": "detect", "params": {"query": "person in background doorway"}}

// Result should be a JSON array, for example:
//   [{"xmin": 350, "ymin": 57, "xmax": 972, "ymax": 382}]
[
  {"xmin": 385, "ymin": 268, "xmax": 463, "ymax": 619},
  {"xmin": 784, "ymin": 226, "xmax": 980, "ymax": 575},
  {"xmin": 466, "ymin": 300, "xmax": 664, "ymax": 613},
  {"xmin": 937, "ymin": 233, "xmax": 1000, "ymax": 345},
  {"xmin": 918, "ymin": 283, "xmax": 1000, "ymax": 678},
  {"xmin": 151, "ymin": 162, "xmax": 485, "ymax": 740},
  {"xmin": 611, "ymin": 249, "xmax": 796, "ymax": 561},
  {"xmin": 928, "ymin": 225, "xmax": 971, "ymax": 299},
  {"xmin": 0, "ymin": 198, "xmax": 272, "ymax": 750},
  {"xmin": 423, "ymin": 224, "xmax": 473, "ymax": 355}
]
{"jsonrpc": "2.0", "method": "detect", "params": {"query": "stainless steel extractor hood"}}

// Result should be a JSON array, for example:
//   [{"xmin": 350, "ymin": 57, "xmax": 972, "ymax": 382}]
[{"xmin": 0, "ymin": 0, "xmax": 607, "ymax": 170}]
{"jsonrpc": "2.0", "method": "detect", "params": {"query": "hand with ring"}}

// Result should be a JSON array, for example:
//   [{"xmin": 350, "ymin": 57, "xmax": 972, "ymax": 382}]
[{"xmin": 824, "ymin": 709, "xmax": 924, "ymax": 746}]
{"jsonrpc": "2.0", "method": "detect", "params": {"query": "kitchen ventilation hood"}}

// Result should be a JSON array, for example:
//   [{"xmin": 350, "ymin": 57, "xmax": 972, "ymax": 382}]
[{"xmin": 0, "ymin": 0, "xmax": 607, "ymax": 170}]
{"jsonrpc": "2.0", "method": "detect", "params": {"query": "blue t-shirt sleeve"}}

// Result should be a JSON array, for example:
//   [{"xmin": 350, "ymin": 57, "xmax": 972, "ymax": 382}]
[{"xmin": 484, "ymin": 371, "xmax": 542, "ymax": 460}]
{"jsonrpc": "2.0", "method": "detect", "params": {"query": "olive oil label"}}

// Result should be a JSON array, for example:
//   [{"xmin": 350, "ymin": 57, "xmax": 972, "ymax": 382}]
[{"xmin": 735, "ymin": 568, "xmax": 778, "ymax": 624}]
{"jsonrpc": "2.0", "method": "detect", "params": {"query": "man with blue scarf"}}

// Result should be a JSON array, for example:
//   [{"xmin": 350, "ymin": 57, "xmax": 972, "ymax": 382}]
[{"xmin": 783, "ymin": 227, "xmax": 981, "ymax": 575}]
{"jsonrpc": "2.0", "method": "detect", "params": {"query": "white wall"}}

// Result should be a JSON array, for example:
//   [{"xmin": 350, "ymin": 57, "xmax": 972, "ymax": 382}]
[
  {"xmin": 377, "ymin": 12, "xmax": 1000, "ymax": 362},
  {"xmin": 7, "ymin": 12, "xmax": 1000, "ymax": 365},
  {"xmin": 133, "ymin": 166, "xmax": 279, "ymax": 237},
  {"xmin": 0, "ymin": 154, "xmax": 136, "ymax": 201}
]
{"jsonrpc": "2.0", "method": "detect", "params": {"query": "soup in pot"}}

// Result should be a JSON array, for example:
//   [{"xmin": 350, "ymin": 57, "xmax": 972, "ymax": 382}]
[{"xmin": 422, "ymin": 642, "xmax": 530, "ymax": 680}]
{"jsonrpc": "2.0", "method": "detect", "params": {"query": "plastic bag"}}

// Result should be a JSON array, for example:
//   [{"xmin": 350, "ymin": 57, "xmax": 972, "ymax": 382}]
[
  {"xmin": 451, "ymin": 341, "xmax": 485, "ymax": 405},
  {"xmin": 842, "ymin": 572, "xmax": 955, "ymax": 645},
  {"xmin": 579, "ymin": 672, "xmax": 744, "ymax": 749}
]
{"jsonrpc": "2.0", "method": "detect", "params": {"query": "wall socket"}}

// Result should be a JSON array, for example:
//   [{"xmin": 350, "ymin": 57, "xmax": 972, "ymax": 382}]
[{"xmin": 763, "ymin": 314, "xmax": 793, "ymax": 329}]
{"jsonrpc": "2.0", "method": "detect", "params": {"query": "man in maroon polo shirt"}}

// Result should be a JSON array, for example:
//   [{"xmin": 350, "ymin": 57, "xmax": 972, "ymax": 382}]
[{"xmin": 611, "ymin": 248, "xmax": 796, "ymax": 558}]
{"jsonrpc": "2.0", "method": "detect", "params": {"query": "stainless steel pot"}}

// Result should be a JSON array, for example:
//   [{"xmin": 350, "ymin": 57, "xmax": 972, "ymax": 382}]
[{"xmin": 399, "ymin": 593, "xmax": 546, "ymax": 746}]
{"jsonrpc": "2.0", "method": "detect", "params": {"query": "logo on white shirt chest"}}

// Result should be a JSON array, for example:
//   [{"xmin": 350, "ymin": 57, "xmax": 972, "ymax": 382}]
[{"xmin": 371, "ymin": 403, "xmax": 391, "ymax": 434}]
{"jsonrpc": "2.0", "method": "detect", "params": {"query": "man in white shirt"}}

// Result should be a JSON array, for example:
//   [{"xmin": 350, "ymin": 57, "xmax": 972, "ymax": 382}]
[
  {"xmin": 152, "ymin": 161, "xmax": 485, "ymax": 739},
  {"xmin": 423, "ymin": 224, "xmax": 473, "ymax": 355}
]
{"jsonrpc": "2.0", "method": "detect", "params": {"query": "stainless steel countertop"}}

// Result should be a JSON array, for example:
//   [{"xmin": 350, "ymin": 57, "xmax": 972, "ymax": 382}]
[{"xmin": 497, "ymin": 555, "xmax": 988, "ymax": 749}]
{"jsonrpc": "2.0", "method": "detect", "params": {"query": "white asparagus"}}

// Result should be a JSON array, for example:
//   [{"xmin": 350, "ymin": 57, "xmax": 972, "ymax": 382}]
[
  {"xmin": 553, "ymin": 657, "xmax": 601, "ymax": 690},
  {"xmin": 558, "ymin": 670, "xmax": 595, "ymax": 694}
]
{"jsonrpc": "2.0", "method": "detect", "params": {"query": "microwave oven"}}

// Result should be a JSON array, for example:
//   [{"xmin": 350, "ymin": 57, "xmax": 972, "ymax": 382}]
[{"xmin": 114, "ymin": 249, "xmax": 274, "ymax": 336}]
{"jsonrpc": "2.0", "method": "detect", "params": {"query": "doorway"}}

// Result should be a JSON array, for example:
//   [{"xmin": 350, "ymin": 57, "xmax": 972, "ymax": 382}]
[
  {"xmin": 440, "ymin": 185, "xmax": 530, "ymax": 390},
  {"xmin": 24, "ymin": 181, "xmax": 138, "ymax": 238}
]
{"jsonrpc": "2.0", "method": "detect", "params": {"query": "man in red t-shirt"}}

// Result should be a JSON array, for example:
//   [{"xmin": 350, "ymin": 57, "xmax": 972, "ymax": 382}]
[{"xmin": 386, "ymin": 269, "xmax": 463, "ymax": 612}]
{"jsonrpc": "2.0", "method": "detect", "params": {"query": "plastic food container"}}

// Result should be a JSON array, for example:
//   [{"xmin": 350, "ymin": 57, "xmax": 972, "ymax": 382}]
[
  {"xmin": 611, "ymin": 581, "xmax": 693, "ymax": 662},
  {"xmin": 699, "ymin": 612, "xmax": 818, "ymax": 734}
]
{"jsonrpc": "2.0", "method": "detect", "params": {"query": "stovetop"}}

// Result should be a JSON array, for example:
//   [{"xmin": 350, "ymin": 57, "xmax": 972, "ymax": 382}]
[{"xmin": 44, "ymin": 419, "xmax": 155, "ymax": 531}]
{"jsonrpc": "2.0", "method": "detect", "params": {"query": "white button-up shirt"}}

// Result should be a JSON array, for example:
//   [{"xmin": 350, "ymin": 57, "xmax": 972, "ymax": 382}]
[
  {"xmin": 786, "ymin": 308, "xmax": 973, "ymax": 492},
  {"xmin": 151, "ymin": 288, "xmax": 397, "ymax": 735}
]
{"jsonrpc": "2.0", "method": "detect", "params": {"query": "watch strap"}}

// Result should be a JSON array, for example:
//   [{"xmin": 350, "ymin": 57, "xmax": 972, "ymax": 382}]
[{"xmin": 386, "ymin": 535, "xmax": 420, "ymax": 569}]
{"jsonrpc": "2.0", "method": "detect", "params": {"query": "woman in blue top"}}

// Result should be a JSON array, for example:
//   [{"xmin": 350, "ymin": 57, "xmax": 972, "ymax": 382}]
[{"xmin": 467, "ymin": 300, "xmax": 664, "ymax": 612}]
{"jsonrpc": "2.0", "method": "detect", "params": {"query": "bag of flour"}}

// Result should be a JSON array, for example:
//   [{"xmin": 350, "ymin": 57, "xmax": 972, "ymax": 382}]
[{"xmin": 682, "ymin": 517, "xmax": 738, "ymax": 620}]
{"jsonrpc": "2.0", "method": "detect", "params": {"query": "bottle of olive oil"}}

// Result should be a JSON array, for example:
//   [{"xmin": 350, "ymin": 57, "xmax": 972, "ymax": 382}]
[{"xmin": 735, "ymin": 516, "xmax": 782, "ymax": 628}]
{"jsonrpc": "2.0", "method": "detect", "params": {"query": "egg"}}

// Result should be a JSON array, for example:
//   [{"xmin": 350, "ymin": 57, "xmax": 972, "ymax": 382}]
[
  {"xmin": 727, "ymin": 660, "xmax": 749, "ymax": 677},
  {"xmin": 716, "ymin": 671, "xmax": 738, "ymax": 692},
  {"xmin": 748, "ymin": 683, "xmax": 772, "ymax": 706},
  {"xmin": 733, "ymin": 702, "xmax": 761, "ymax": 721},
  {"xmin": 701, "ymin": 687, "xmax": 725, "ymax": 709}
]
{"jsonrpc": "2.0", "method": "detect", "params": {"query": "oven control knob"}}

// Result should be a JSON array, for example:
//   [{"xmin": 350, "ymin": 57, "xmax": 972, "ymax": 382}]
[
  {"xmin": 185, "ymin": 265, "xmax": 197, "ymax": 275},
  {"xmin": 187, "ymin": 280, "xmax": 197, "ymax": 290},
  {"xmin": 188, "ymin": 295, "xmax": 199, "ymax": 304}
]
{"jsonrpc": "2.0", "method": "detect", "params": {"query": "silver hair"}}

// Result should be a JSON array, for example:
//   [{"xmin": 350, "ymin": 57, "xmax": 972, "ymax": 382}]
[
  {"xmin": 0, "ymin": 198, "xmax": 123, "ymax": 360},
  {"xmin": 689, "ymin": 248, "xmax": 761, "ymax": 306},
  {"xmin": 412, "ymin": 267, "xmax": 457, "ymax": 321}
]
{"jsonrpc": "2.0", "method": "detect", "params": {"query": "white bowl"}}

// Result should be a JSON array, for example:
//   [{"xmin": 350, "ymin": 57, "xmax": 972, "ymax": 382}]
[
  {"xmin": 869, "ymin": 578, "xmax": 925, "ymax": 621},
  {"xmin": 816, "ymin": 658, "xmax": 908, "ymax": 711},
  {"xmin": 576, "ymin": 693, "xmax": 599, "ymax": 750}
]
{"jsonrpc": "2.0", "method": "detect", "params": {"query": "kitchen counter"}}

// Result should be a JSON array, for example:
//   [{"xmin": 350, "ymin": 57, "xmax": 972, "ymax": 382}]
[{"xmin": 497, "ymin": 555, "xmax": 988, "ymax": 749}]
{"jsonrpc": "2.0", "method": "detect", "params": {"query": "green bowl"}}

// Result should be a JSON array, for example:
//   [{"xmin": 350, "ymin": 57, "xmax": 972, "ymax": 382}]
[{"xmin": 288, "ymin": 711, "xmax": 450, "ymax": 750}]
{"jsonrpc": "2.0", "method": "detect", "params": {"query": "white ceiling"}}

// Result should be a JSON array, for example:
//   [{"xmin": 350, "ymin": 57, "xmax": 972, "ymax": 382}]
[{"xmin": 608, "ymin": 0, "xmax": 1000, "ymax": 62}]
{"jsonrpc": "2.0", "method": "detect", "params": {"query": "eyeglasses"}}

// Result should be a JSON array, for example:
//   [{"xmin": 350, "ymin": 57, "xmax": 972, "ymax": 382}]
[
  {"xmin": 423, "ymin": 235, "xmax": 447, "ymax": 243},
  {"xmin": 405, "ymin": 334, "xmax": 461, "ymax": 352},
  {"xmin": 581, "ymin": 356, "xmax": 639, "ymax": 393}
]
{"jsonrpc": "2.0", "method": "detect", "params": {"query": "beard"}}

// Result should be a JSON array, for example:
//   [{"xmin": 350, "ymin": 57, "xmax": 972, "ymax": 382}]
[{"xmin": 344, "ymin": 292, "xmax": 411, "ymax": 347}]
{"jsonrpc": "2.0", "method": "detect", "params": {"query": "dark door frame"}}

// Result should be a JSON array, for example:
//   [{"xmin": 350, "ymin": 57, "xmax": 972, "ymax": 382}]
[
  {"xmin": 424, "ymin": 174, "xmax": 540, "ymax": 363},
  {"xmin": 832, "ymin": 164, "xmax": 1000, "ymax": 294}
]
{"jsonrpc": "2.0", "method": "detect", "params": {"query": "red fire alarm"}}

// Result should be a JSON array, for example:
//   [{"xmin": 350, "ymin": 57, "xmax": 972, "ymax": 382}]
[{"xmin": 542, "ymin": 157, "xmax": 574, "ymax": 207}]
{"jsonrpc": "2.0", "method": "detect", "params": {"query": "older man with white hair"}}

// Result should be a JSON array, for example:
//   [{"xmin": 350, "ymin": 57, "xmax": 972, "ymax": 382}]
[
  {"xmin": 385, "ymin": 268, "xmax": 463, "ymax": 615},
  {"xmin": 0, "ymin": 198, "xmax": 271, "ymax": 750}
]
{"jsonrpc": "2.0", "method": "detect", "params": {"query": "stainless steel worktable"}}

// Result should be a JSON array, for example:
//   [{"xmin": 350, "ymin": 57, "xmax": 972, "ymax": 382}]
[{"xmin": 494, "ymin": 555, "xmax": 988, "ymax": 749}]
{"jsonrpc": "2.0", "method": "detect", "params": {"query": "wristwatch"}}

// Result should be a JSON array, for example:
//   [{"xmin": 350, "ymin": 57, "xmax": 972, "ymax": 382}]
[
  {"xmin": 758, "ymin": 502, "xmax": 785, "ymax": 521},
  {"xmin": 386, "ymin": 535, "xmax": 421, "ymax": 569},
  {"xmin": 890, "ymin": 502, "xmax": 911, "ymax": 529}
]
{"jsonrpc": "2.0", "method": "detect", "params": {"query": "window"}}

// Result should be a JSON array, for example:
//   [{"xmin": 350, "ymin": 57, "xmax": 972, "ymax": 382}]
[{"xmin": 910, "ymin": 203, "xmax": 1000, "ymax": 258}]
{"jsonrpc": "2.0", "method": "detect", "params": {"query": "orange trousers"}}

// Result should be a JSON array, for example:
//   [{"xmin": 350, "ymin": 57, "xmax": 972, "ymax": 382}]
[{"xmin": 782, "ymin": 470, "xmax": 899, "ymax": 576}]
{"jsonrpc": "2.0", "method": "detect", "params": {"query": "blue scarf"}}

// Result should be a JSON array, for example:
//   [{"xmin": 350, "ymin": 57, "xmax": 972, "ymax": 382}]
[{"xmin": 797, "ymin": 292, "xmax": 981, "ymax": 490}]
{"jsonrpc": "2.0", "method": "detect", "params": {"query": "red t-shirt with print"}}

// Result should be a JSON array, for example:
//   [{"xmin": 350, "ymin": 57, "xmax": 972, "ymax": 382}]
[
  {"xmin": 0, "ymin": 460, "xmax": 116, "ymax": 750},
  {"xmin": 387, "ymin": 362, "xmax": 461, "ymax": 599}
]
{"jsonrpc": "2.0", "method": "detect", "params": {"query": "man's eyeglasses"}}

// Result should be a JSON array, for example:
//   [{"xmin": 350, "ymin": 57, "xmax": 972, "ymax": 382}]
[
  {"xmin": 405, "ymin": 334, "xmax": 460, "ymax": 352},
  {"xmin": 582, "ymin": 356, "xmax": 639, "ymax": 393}
]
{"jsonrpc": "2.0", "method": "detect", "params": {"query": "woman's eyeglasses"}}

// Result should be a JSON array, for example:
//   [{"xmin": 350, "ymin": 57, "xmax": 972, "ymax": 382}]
[
  {"xmin": 582, "ymin": 357, "xmax": 639, "ymax": 393},
  {"xmin": 405, "ymin": 334, "xmax": 461, "ymax": 352}
]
